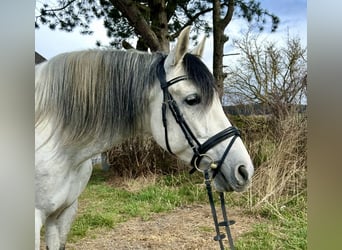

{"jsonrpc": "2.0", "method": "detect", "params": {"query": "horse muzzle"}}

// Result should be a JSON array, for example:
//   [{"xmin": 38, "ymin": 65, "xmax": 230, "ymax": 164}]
[
  {"xmin": 213, "ymin": 163, "xmax": 253, "ymax": 192},
  {"xmin": 190, "ymin": 127, "xmax": 254, "ymax": 192}
]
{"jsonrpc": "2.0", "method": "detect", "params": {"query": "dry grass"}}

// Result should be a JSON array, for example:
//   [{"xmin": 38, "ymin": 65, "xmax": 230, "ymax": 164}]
[
  {"xmin": 64, "ymin": 113, "xmax": 307, "ymax": 248},
  {"xmin": 107, "ymin": 174, "xmax": 159, "ymax": 192},
  {"xmin": 66, "ymin": 205, "xmax": 264, "ymax": 250},
  {"xmin": 106, "ymin": 136, "xmax": 188, "ymax": 178},
  {"xmin": 106, "ymin": 112, "xmax": 307, "ymax": 209},
  {"xmin": 240, "ymin": 114, "xmax": 307, "ymax": 209}
]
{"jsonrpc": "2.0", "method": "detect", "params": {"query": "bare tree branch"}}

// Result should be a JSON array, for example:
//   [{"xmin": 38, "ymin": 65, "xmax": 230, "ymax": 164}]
[
  {"xmin": 224, "ymin": 31, "xmax": 307, "ymax": 117},
  {"xmin": 40, "ymin": 0, "xmax": 77, "ymax": 13}
]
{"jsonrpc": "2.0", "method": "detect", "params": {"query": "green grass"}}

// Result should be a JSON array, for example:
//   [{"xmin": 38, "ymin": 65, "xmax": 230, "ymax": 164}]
[
  {"xmin": 236, "ymin": 195, "xmax": 307, "ymax": 249},
  {"xmin": 68, "ymin": 168, "xmax": 307, "ymax": 249},
  {"xmin": 68, "ymin": 168, "xmax": 207, "ymax": 242}
]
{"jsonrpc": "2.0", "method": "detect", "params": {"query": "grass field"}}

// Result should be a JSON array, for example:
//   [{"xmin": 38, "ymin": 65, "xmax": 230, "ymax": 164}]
[
  {"xmin": 69, "ymin": 168, "xmax": 208, "ymax": 241},
  {"xmin": 60, "ymin": 113, "xmax": 307, "ymax": 249},
  {"xmin": 68, "ymin": 167, "xmax": 307, "ymax": 249}
]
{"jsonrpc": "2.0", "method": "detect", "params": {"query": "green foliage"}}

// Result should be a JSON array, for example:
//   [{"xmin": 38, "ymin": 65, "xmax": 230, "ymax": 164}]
[
  {"xmin": 235, "ymin": 0, "xmax": 280, "ymax": 32},
  {"xmin": 35, "ymin": 0, "xmax": 279, "ymax": 49},
  {"xmin": 35, "ymin": 0, "xmax": 210, "ymax": 48}
]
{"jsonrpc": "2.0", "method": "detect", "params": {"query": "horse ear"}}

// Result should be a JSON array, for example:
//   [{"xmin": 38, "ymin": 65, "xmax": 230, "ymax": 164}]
[
  {"xmin": 190, "ymin": 36, "xmax": 206, "ymax": 58},
  {"xmin": 165, "ymin": 26, "xmax": 191, "ymax": 67}
]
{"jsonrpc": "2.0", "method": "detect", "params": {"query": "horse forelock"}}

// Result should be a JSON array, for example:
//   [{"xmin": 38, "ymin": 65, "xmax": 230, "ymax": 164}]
[
  {"xmin": 35, "ymin": 49, "xmax": 163, "ymax": 145},
  {"xmin": 156, "ymin": 53, "xmax": 216, "ymax": 108},
  {"xmin": 182, "ymin": 53, "xmax": 216, "ymax": 107}
]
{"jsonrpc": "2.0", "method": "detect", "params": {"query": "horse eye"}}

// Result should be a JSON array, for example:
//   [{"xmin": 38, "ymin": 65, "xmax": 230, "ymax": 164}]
[{"xmin": 185, "ymin": 94, "xmax": 201, "ymax": 106}]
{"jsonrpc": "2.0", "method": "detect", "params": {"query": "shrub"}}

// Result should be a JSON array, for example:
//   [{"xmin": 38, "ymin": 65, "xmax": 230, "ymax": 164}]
[
  {"xmin": 231, "ymin": 113, "xmax": 307, "ymax": 208},
  {"xmin": 105, "ymin": 112, "xmax": 307, "ymax": 208},
  {"xmin": 106, "ymin": 136, "xmax": 188, "ymax": 178}
]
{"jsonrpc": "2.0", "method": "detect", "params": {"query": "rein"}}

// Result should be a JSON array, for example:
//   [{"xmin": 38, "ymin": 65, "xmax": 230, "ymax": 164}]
[
  {"xmin": 204, "ymin": 170, "xmax": 236, "ymax": 250},
  {"xmin": 157, "ymin": 59, "xmax": 239, "ymax": 249}
]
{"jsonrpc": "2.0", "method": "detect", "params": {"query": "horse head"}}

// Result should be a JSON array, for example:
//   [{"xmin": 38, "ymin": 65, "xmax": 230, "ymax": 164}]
[{"xmin": 149, "ymin": 27, "xmax": 254, "ymax": 192}]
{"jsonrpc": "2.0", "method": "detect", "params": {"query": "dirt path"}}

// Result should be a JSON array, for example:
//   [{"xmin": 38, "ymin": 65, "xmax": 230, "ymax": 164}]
[{"xmin": 66, "ymin": 204, "xmax": 262, "ymax": 250}]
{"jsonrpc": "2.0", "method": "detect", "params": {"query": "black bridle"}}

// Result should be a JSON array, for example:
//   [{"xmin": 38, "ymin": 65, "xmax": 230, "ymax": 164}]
[
  {"xmin": 157, "ymin": 60, "xmax": 240, "ymax": 177},
  {"xmin": 157, "ymin": 60, "xmax": 240, "ymax": 249}
]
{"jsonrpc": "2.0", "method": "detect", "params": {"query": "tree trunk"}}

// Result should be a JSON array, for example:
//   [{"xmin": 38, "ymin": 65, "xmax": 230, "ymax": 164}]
[
  {"xmin": 212, "ymin": 0, "xmax": 234, "ymax": 101},
  {"xmin": 111, "ymin": 0, "xmax": 162, "ymax": 51},
  {"xmin": 213, "ymin": 24, "xmax": 226, "ymax": 99},
  {"xmin": 149, "ymin": 0, "xmax": 170, "ymax": 52}
]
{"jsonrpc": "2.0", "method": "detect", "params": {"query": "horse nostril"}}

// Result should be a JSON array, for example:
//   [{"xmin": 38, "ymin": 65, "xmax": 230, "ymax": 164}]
[{"xmin": 238, "ymin": 165, "xmax": 249, "ymax": 182}]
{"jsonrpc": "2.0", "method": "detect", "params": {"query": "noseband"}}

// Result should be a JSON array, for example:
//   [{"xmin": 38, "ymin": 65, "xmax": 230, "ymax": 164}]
[{"xmin": 156, "ymin": 60, "xmax": 240, "ymax": 177}]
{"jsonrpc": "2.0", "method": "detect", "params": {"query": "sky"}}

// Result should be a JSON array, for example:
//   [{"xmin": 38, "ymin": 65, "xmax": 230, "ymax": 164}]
[{"xmin": 35, "ymin": 0, "xmax": 307, "ymax": 66}]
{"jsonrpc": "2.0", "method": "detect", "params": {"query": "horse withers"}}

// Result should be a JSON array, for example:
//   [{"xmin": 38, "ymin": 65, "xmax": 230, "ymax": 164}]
[{"xmin": 35, "ymin": 27, "xmax": 254, "ymax": 249}]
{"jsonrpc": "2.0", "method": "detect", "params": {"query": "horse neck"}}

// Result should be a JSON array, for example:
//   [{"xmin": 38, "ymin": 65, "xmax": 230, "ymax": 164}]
[{"xmin": 65, "ymin": 123, "xmax": 154, "ymax": 167}]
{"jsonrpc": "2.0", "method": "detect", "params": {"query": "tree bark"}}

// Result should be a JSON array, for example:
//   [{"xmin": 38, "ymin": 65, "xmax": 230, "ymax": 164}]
[
  {"xmin": 149, "ymin": 0, "xmax": 169, "ymax": 52},
  {"xmin": 212, "ymin": 0, "xmax": 234, "ymax": 100},
  {"xmin": 111, "ymin": 0, "xmax": 162, "ymax": 51}
]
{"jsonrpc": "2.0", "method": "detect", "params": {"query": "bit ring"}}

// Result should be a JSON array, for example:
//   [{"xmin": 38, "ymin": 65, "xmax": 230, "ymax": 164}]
[{"xmin": 194, "ymin": 154, "xmax": 216, "ymax": 173}]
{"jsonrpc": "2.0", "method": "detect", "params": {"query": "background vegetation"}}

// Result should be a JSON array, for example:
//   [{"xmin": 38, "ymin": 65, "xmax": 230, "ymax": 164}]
[
  {"xmin": 36, "ymin": 1, "xmax": 306, "ymax": 248},
  {"xmin": 65, "ymin": 24, "xmax": 306, "ymax": 249},
  {"xmin": 66, "ymin": 110, "xmax": 307, "ymax": 249}
]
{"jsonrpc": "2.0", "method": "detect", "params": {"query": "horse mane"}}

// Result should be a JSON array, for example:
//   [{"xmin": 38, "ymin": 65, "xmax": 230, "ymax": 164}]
[{"xmin": 35, "ymin": 49, "xmax": 216, "ymax": 146}]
